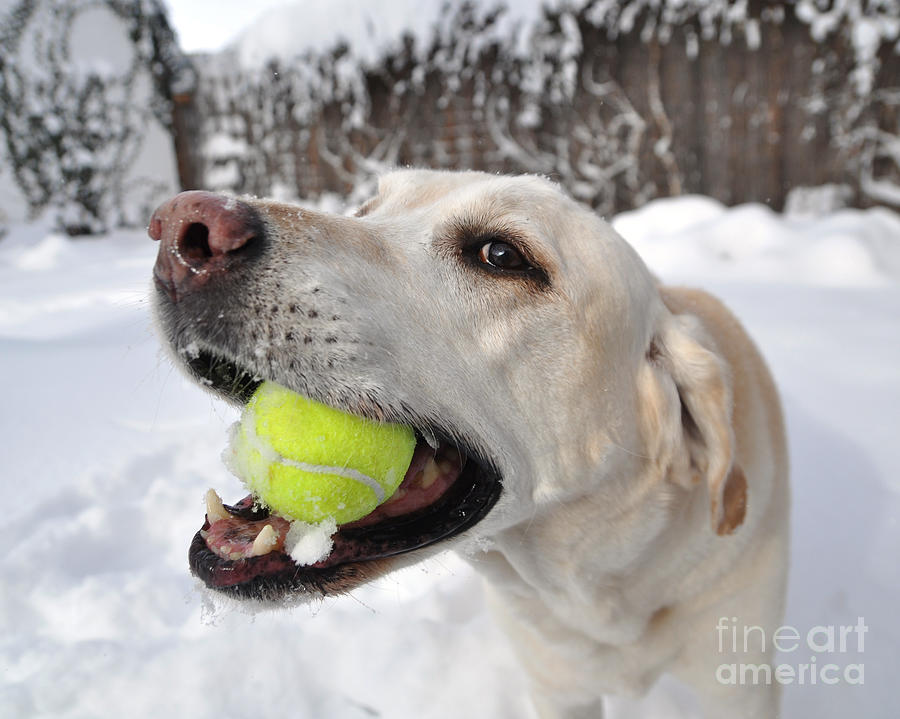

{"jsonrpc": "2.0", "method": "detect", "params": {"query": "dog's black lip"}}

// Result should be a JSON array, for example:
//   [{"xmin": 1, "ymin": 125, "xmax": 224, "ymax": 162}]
[
  {"xmin": 189, "ymin": 439, "xmax": 502, "ymax": 600},
  {"xmin": 183, "ymin": 349, "xmax": 262, "ymax": 404}
]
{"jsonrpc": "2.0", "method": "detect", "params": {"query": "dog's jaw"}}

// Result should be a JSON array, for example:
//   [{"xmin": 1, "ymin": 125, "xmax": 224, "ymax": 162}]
[{"xmin": 188, "ymin": 443, "xmax": 503, "ymax": 600}]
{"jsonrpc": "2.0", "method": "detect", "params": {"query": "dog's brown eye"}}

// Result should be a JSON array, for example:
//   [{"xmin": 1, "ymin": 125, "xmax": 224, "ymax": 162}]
[{"xmin": 478, "ymin": 241, "xmax": 528, "ymax": 271}]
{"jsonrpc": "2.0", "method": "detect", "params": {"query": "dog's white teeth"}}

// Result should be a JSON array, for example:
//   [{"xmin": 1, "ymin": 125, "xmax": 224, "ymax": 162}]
[
  {"xmin": 250, "ymin": 524, "xmax": 278, "ymax": 556},
  {"xmin": 205, "ymin": 488, "xmax": 230, "ymax": 523},
  {"xmin": 420, "ymin": 457, "xmax": 441, "ymax": 489}
]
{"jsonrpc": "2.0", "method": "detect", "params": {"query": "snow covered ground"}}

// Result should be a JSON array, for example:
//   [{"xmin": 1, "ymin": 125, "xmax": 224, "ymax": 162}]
[{"xmin": 1, "ymin": 195, "xmax": 898, "ymax": 718}]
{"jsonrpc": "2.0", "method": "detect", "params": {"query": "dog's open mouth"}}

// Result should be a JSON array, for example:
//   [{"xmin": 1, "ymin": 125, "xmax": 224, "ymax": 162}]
[{"xmin": 184, "ymin": 351, "xmax": 502, "ymax": 600}]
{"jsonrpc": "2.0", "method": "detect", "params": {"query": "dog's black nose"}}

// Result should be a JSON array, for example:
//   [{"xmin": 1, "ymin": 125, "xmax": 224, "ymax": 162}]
[{"xmin": 149, "ymin": 191, "xmax": 263, "ymax": 302}]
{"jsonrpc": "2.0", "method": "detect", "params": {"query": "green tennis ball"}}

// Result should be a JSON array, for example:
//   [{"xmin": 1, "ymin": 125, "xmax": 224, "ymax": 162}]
[{"xmin": 226, "ymin": 381, "xmax": 416, "ymax": 525}]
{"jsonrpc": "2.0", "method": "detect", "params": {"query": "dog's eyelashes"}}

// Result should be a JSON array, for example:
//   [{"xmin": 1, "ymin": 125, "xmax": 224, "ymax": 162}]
[
  {"xmin": 459, "ymin": 233, "xmax": 550, "ymax": 286},
  {"xmin": 478, "ymin": 241, "xmax": 529, "ymax": 271}
]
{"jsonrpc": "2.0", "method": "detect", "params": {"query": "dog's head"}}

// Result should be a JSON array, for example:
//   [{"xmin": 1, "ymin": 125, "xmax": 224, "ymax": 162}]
[{"xmin": 151, "ymin": 169, "xmax": 741, "ymax": 601}]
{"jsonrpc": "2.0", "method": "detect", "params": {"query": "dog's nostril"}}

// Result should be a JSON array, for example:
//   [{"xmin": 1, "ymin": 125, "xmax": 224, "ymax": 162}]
[
  {"xmin": 152, "ymin": 191, "xmax": 263, "ymax": 301},
  {"xmin": 182, "ymin": 222, "xmax": 212, "ymax": 262}
]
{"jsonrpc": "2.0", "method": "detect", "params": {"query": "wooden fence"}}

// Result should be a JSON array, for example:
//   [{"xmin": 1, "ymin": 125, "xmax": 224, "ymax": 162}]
[{"xmin": 171, "ymin": 1, "xmax": 900, "ymax": 215}]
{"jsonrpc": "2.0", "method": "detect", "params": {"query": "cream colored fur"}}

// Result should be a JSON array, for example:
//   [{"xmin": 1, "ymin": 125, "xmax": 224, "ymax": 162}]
[{"xmin": 193, "ymin": 170, "xmax": 791, "ymax": 718}]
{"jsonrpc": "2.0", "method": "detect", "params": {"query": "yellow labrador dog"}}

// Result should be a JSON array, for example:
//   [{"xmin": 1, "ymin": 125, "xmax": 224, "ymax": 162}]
[{"xmin": 151, "ymin": 170, "xmax": 789, "ymax": 718}]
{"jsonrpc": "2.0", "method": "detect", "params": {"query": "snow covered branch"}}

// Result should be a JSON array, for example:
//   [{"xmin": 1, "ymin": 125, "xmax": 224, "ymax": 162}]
[{"xmin": 0, "ymin": 0, "xmax": 182, "ymax": 234}]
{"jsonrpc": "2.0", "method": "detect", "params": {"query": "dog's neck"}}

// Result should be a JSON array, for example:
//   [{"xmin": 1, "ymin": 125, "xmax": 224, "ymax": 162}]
[{"xmin": 465, "ymin": 463, "xmax": 710, "ymax": 647}]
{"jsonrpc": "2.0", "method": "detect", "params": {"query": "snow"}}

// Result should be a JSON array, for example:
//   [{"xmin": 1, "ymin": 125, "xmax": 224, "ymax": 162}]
[
  {"xmin": 286, "ymin": 518, "xmax": 338, "ymax": 566},
  {"xmin": 161, "ymin": 0, "xmax": 301, "ymax": 54},
  {"xmin": 613, "ymin": 195, "xmax": 900, "ymax": 287},
  {"xmin": 795, "ymin": 0, "xmax": 900, "ymax": 95},
  {"xmin": 230, "ymin": 0, "xmax": 555, "ymax": 69},
  {"xmin": 1, "ymin": 195, "xmax": 898, "ymax": 718}
]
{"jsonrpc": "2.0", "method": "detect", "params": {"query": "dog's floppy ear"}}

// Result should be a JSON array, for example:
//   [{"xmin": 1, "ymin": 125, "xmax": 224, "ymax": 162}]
[{"xmin": 640, "ymin": 311, "xmax": 746, "ymax": 535}]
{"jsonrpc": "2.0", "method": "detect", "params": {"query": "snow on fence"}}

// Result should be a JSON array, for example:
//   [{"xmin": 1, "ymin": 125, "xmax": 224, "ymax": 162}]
[{"xmin": 178, "ymin": 0, "xmax": 900, "ymax": 215}]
